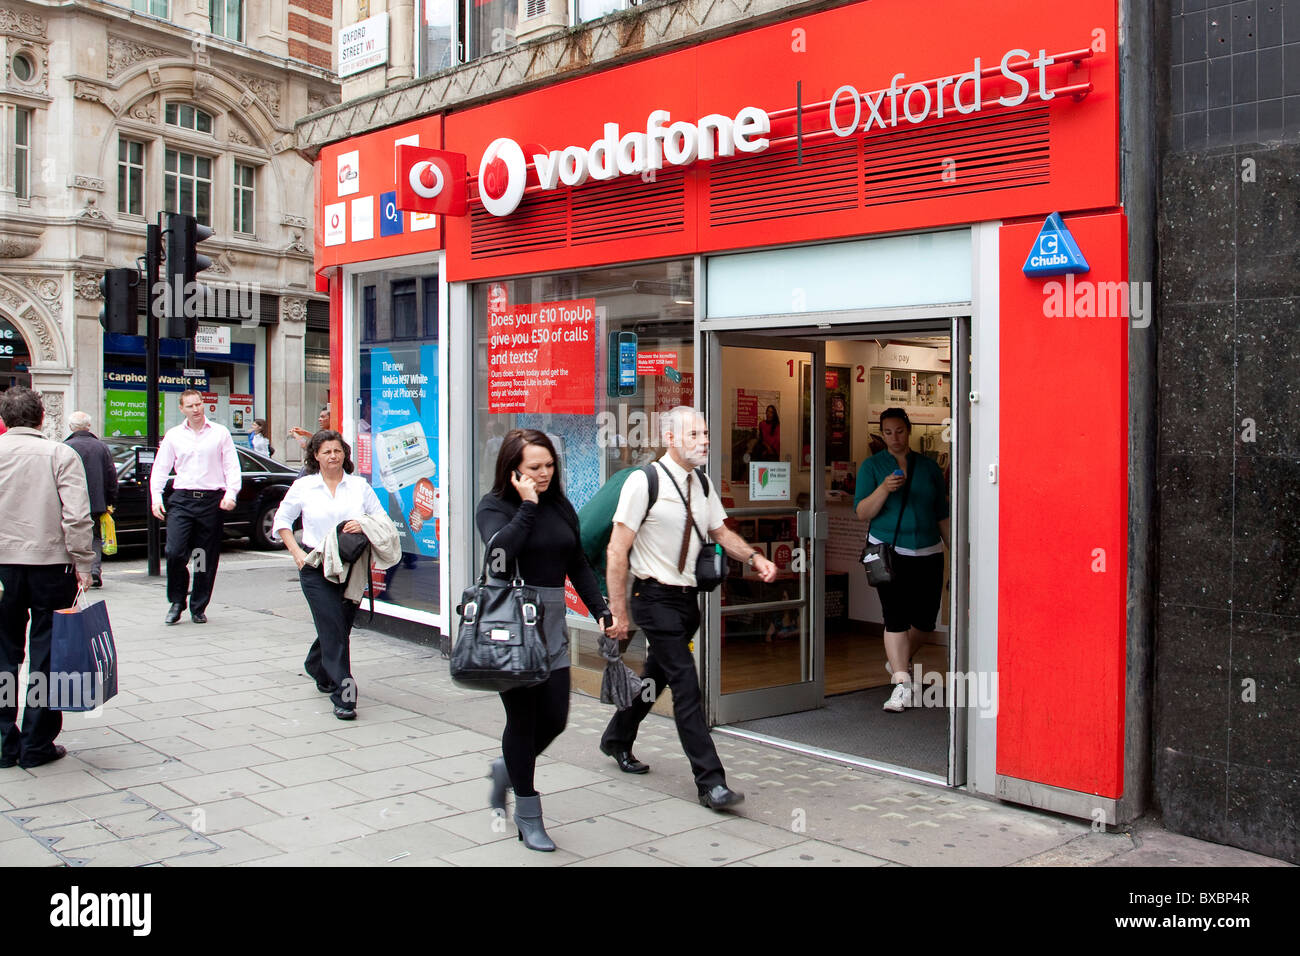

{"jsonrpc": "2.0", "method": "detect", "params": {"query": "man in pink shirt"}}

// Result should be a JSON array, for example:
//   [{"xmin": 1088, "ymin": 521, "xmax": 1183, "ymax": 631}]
[{"xmin": 150, "ymin": 389, "xmax": 241, "ymax": 625}]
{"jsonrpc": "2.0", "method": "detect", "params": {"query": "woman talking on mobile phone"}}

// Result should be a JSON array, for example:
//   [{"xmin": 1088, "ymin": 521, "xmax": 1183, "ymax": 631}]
[{"xmin": 475, "ymin": 428, "xmax": 617, "ymax": 851}]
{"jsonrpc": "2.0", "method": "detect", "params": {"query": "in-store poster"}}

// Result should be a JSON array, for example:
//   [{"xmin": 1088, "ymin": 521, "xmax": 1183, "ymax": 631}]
[
  {"xmin": 487, "ymin": 294, "xmax": 597, "ymax": 415},
  {"xmin": 368, "ymin": 344, "xmax": 440, "ymax": 558},
  {"xmin": 104, "ymin": 389, "xmax": 164, "ymax": 437},
  {"xmin": 731, "ymin": 388, "xmax": 781, "ymax": 484},
  {"xmin": 800, "ymin": 364, "xmax": 853, "ymax": 466}
]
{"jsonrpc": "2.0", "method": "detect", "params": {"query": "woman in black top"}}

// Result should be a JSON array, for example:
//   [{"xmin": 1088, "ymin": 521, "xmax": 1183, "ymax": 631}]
[{"xmin": 475, "ymin": 428, "xmax": 616, "ymax": 852}]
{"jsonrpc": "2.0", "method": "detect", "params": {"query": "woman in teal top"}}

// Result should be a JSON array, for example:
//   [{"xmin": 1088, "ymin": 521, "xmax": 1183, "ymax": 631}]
[{"xmin": 854, "ymin": 408, "xmax": 950, "ymax": 713}]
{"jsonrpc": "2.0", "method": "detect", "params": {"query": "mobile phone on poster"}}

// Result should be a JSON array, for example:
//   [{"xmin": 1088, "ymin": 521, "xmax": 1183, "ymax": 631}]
[{"xmin": 617, "ymin": 331, "xmax": 638, "ymax": 397}]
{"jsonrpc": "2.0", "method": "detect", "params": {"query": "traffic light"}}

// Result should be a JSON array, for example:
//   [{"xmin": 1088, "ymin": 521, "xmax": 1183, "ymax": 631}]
[
  {"xmin": 98, "ymin": 268, "xmax": 139, "ymax": 335},
  {"xmin": 163, "ymin": 212, "xmax": 214, "ymax": 339}
]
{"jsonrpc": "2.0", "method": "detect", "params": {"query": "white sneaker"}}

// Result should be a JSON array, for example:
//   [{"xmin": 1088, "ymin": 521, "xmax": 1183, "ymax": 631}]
[{"xmin": 882, "ymin": 682, "xmax": 914, "ymax": 712}]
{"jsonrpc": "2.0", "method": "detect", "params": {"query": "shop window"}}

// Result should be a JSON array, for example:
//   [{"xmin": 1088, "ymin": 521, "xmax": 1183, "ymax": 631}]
[
  {"xmin": 13, "ymin": 108, "xmax": 31, "ymax": 200},
  {"xmin": 164, "ymin": 148, "xmax": 213, "ymax": 226},
  {"xmin": 470, "ymin": 260, "xmax": 695, "ymax": 666},
  {"xmin": 354, "ymin": 265, "xmax": 442, "ymax": 617},
  {"xmin": 165, "ymin": 102, "xmax": 214, "ymax": 135},
  {"xmin": 232, "ymin": 162, "xmax": 255, "ymax": 234},
  {"xmin": 210, "ymin": 0, "xmax": 243, "ymax": 42},
  {"xmin": 118, "ymin": 138, "xmax": 146, "ymax": 217},
  {"xmin": 132, "ymin": 0, "xmax": 170, "ymax": 17}
]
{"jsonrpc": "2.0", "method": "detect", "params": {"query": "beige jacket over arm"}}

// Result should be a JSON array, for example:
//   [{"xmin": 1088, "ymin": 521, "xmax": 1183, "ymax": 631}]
[{"xmin": 0, "ymin": 426, "xmax": 95, "ymax": 570}]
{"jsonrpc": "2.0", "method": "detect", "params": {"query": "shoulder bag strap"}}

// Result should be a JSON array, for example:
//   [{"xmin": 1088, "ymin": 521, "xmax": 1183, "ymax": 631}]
[
  {"xmin": 889, "ymin": 453, "xmax": 916, "ymax": 546},
  {"xmin": 657, "ymin": 462, "xmax": 707, "ymax": 544}
]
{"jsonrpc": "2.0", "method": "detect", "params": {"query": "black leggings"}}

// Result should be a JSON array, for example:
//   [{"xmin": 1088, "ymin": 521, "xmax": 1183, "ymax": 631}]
[{"xmin": 499, "ymin": 667, "xmax": 570, "ymax": 797}]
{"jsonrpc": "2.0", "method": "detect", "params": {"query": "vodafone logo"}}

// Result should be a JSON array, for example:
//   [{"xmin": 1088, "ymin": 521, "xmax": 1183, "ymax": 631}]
[
  {"xmin": 330, "ymin": 212, "xmax": 340, "ymax": 228},
  {"xmin": 408, "ymin": 161, "xmax": 445, "ymax": 199},
  {"xmin": 478, "ymin": 138, "xmax": 528, "ymax": 218}
]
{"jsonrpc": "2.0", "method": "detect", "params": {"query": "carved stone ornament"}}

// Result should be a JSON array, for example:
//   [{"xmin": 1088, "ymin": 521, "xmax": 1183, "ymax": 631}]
[
  {"xmin": 72, "ymin": 80, "xmax": 106, "ymax": 103},
  {"xmin": 74, "ymin": 272, "xmax": 103, "ymax": 300},
  {"xmin": 193, "ymin": 71, "xmax": 213, "ymax": 95},
  {"xmin": 281, "ymin": 214, "xmax": 308, "ymax": 229},
  {"xmin": 208, "ymin": 250, "xmax": 236, "ymax": 276},
  {"xmin": 7, "ymin": 41, "xmax": 48, "ymax": 94},
  {"xmin": 228, "ymin": 125, "xmax": 251, "ymax": 146},
  {"xmin": 72, "ymin": 175, "xmax": 105, "ymax": 192},
  {"xmin": 280, "ymin": 297, "xmax": 307, "ymax": 324},
  {"xmin": 306, "ymin": 90, "xmax": 341, "ymax": 115},
  {"xmin": 78, "ymin": 196, "xmax": 108, "ymax": 221},
  {"xmin": 39, "ymin": 390, "xmax": 64, "ymax": 441},
  {"xmin": 129, "ymin": 95, "xmax": 159, "ymax": 124},
  {"xmin": 285, "ymin": 231, "xmax": 308, "ymax": 255},
  {"xmin": 0, "ymin": 286, "xmax": 22, "ymax": 310},
  {"xmin": 0, "ymin": 233, "xmax": 41, "ymax": 257},
  {"xmin": 238, "ymin": 75, "xmax": 282, "ymax": 119},
  {"xmin": 0, "ymin": 9, "xmax": 48, "ymax": 39},
  {"xmin": 107, "ymin": 37, "xmax": 175, "ymax": 79},
  {"xmin": 148, "ymin": 65, "xmax": 162, "ymax": 87},
  {"xmin": 22, "ymin": 276, "xmax": 61, "ymax": 318},
  {"xmin": 21, "ymin": 306, "xmax": 56, "ymax": 361}
]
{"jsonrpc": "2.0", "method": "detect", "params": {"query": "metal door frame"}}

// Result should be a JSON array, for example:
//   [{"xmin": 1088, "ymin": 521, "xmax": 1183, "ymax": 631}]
[{"xmin": 704, "ymin": 331, "xmax": 827, "ymax": 724}]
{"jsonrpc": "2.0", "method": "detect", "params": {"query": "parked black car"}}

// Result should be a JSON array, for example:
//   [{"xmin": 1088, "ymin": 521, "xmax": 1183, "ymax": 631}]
[{"xmin": 106, "ymin": 437, "xmax": 298, "ymax": 550}]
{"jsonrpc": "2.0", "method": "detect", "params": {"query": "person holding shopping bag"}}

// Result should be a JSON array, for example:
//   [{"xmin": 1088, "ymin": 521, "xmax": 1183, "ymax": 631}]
[
  {"xmin": 475, "ymin": 428, "xmax": 617, "ymax": 851},
  {"xmin": 273, "ymin": 430, "xmax": 396, "ymax": 720}
]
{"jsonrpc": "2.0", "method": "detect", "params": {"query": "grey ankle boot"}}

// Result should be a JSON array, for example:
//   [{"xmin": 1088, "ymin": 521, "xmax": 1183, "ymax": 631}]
[
  {"xmin": 487, "ymin": 758, "xmax": 509, "ymax": 813},
  {"xmin": 513, "ymin": 793, "xmax": 556, "ymax": 852}
]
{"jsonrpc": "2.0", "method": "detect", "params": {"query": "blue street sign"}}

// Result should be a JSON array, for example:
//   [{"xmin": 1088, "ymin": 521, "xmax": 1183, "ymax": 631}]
[{"xmin": 1023, "ymin": 212, "xmax": 1090, "ymax": 276}]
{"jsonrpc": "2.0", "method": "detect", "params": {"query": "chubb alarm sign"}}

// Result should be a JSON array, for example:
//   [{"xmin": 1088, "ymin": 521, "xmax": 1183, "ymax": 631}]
[{"xmin": 477, "ymin": 106, "xmax": 771, "ymax": 217}]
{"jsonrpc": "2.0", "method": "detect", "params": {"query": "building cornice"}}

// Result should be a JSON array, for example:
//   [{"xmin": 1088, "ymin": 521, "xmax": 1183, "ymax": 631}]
[{"xmin": 294, "ymin": 0, "xmax": 859, "ymax": 155}]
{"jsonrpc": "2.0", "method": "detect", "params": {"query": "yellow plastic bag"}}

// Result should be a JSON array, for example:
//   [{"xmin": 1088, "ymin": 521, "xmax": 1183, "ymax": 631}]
[{"xmin": 100, "ymin": 510, "xmax": 117, "ymax": 556}]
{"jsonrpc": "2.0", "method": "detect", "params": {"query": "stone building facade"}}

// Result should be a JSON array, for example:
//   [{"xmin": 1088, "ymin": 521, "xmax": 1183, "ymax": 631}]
[{"xmin": 0, "ymin": 0, "xmax": 338, "ymax": 452}]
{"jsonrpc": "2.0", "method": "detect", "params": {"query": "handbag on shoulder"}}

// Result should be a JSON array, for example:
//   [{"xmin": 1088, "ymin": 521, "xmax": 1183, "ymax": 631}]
[
  {"xmin": 446, "ymin": 531, "xmax": 550, "ymax": 691},
  {"xmin": 860, "ymin": 453, "xmax": 915, "ymax": 588}
]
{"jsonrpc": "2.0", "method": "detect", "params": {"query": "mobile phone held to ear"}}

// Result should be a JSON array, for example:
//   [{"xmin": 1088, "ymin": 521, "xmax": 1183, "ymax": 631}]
[{"xmin": 513, "ymin": 469, "xmax": 522, "ymax": 481}]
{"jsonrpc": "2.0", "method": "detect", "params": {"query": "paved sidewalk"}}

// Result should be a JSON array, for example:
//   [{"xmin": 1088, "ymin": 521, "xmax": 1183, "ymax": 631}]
[{"xmin": 0, "ymin": 551, "xmax": 1288, "ymax": 867}]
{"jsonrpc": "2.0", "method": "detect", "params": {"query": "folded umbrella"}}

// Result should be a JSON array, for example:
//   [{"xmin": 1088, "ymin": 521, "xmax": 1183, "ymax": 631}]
[{"xmin": 598, "ymin": 635, "xmax": 643, "ymax": 710}]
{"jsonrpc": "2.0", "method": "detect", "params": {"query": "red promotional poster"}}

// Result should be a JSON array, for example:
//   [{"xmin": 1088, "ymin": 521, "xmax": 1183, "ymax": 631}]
[
  {"xmin": 355, "ymin": 432, "xmax": 372, "ymax": 475},
  {"xmin": 636, "ymin": 351, "xmax": 678, "ymax": 375},
  {"xmin": 564, "ymin": 581, "xmax": 589, "ymax": 617},
  {"xmin": 735, "ymin": 391, "xmax": 758, "ymax": 428},
  {"xmin": 654, "ymin": 371, "xmax": 694, "ymax": 414},
  {"xmin": 487, "ymin": 298, "xmax": 597, "ymax": 415}
]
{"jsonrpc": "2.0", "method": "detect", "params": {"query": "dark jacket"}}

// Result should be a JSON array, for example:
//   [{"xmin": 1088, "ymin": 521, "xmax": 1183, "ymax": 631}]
[{"xmin": 65, "ymin": 430, "xmax": 118, "ymax": 516}]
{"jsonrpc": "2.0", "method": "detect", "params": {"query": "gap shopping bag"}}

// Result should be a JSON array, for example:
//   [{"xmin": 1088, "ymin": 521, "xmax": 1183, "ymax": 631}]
[{"xmin": 50, "ymin": 593, "xmax": 118, "ymax": 712}]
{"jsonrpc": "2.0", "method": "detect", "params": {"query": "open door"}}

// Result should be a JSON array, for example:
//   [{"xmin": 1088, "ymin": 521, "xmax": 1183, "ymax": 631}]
[{"xmin": 705, "ymin": 332, "xmax": 827, "ymax": 723}]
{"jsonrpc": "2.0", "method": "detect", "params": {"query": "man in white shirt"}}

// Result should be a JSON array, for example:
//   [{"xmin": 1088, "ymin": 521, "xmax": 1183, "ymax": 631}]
[
  {"xmin": 600, "ymin": 406, "xmax": 777, "ymax": 811},
  {"xmin": 150, "ymin": 389, "xmax": 241, "ymax": 625}
]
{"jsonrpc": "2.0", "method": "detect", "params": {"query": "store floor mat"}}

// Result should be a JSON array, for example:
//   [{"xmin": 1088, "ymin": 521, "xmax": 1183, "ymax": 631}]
[{"xmin": 728, "ymin": 686, "xmax": 948, "ymax": 776}]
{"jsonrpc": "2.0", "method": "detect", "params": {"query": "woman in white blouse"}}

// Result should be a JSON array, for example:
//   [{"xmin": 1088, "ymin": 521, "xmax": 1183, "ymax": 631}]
[{"xmin": 273, "ymin": 430, "xmax": 386, "ymax": 720}]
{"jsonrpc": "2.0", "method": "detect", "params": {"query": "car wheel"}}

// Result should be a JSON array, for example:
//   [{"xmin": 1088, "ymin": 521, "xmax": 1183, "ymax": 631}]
[{"xmin": 251, "ymin": 498, "xmax": 284, "ymax": 550}]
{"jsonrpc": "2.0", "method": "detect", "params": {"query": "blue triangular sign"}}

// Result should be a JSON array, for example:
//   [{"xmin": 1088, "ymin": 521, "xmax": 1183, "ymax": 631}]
[{"xmin": 1022, "ymin": 212, "xmax": 1090, "ymax": 276}]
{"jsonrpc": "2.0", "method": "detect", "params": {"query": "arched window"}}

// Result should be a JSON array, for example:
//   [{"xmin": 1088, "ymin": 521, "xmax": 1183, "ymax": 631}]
[{"xmin": 164, "ymin": 102, "xmax": 213, "ymax": 134}]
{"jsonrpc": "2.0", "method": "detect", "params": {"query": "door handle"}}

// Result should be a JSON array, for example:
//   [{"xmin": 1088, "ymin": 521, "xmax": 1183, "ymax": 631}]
[{"xmin": 796, "ymin": 511, "xmax": 829, "ymax": 540}]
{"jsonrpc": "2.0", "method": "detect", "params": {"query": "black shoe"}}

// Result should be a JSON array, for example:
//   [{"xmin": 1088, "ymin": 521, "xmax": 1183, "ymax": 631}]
[
  {"xmin": 19, "ymin": 745, "xmax": 68, "ymax": 769},
  {"xmin": 600, "ymin": 741, "xmax": 650, "ymax": 774},
  {"xmin": 0, "ymin": 753, "xmax": 17, "ymax": 769},
  {"xmin": 191, "ymin": 612, "xmax": 207, "ymax": 624},
  {"xmin": 333, "ymin": 705, "xmax": 356, "ymax": 720},
  {"xmin": 698, "ymin": 784, "xmax": 745, "ymax": 811},
  {"xmin": 164, "ymin": 603, "xmax": 184, "ymax": 625},
  {"xmin": 90, "ymin": 574, "xmax": 102, "ymax": 589},
  {"xmin": 315, "ymin": 681, "xmax": 338, "ymax": 694}
]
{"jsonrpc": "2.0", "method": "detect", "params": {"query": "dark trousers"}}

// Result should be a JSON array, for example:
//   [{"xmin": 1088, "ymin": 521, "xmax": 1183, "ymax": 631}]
[
  {"xmin": 499, "ymin": 667, "xmax": 571, "ymax": 797},
  {"xmin": 165, "ymin": 492, "xmax": 224, "ymax": 614},
  {"xmin": 90, "ymin": 513, "xmax": 103, "ymax": 578},
  {"xmin": 298, "ymin": 565, "xmax": 359, "ymax": 710},
  {"xmin": 0, "ymin": 564, "xmax": 76, "ymax": 764},
  {"xmin": 601, "ymin": 580, "xmax": 725, "ymax": 790}
]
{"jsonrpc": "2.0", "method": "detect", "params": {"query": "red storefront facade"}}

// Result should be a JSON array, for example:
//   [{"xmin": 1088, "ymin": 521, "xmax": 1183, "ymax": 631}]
[{"xmin": 314, "ymin": 0, "xmax": 1140, "ymax": 823}]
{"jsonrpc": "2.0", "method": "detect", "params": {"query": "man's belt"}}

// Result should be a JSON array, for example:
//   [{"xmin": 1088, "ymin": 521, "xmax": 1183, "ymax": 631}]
[
  {"xmin": 635, "ymin": 577, "xmax": 696, "ymax": 595},
  {"xmin": 175, "ymin": 489, "xmax": 224, "ymax": 499}
]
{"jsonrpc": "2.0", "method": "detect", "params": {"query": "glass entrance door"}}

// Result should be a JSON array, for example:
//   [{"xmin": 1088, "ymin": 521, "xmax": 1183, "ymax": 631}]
[{"xmin": 705, "ymin": 332, "xmax": 827, "ymax": 723}]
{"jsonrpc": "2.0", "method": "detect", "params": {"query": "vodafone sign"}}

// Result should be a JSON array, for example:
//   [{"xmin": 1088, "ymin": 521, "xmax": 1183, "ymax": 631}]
[
  {"xmin": 395, "ymin": 145, "xmax": 467, "ymax": 216},
  {"xmin": 478, "ymin": 106, "xmax": 770, "ymax": 218}
]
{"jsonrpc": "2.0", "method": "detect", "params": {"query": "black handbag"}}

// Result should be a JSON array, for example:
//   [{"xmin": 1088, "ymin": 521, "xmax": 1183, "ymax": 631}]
[
  {"xmin": 861, "ymin": 453, "xmax": 915, "ymax": 588},
  {"xmin": 657, "ymin": 464, "xmax": 725, "ymax": 592},
  {"xmin": 335, "ymin": 522, "xmax": 369, "ymax": 564},
  {"xmin": 446, "ymin": 531, "xmax": 550, "ymax": 691}
]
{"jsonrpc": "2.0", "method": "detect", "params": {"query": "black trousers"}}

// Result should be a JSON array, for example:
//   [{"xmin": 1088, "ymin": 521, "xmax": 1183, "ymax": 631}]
[
  {"xmin": 165, "ymin": 492, "xmax": 224, "ymax": 614},
  {"xmin": 601, "ymin": 580, "xmax": 725, "ymax": 791},
  {"xmin": 499, "ymin": 667, "xmax": 570, "ymax": 797},
  {"xmin": 0, "ymin": 564, "xmax": 76, "ymax": 764},
  {"xmin": 298, "ymin": 565, "xmax": 359, "ymax": 709}
]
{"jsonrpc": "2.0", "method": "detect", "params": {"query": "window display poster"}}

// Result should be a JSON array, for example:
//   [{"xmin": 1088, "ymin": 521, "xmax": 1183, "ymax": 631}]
[
  {"xmin": 104, "ymin": 389, "xmax": 163, "ymax": 437},
  {"xmin": 731, "ymin": 389, "xmax": 781, "ymax": 483},
  {"xmin": 800, "ymin": 364, "xmax": 852, "ymax": 467},
  {"xmin": 487, "ymin": 297, "xmax": 597, "ymax": 415},
  {"xmin": 230, "ymin": 393, "xmax": 254, "ymax": 436},
  {"xmin": 749, "ymin": 460, "xmax": 791, "ymax": 501},
  {"xmin": 368, "ymin": 344, "xmax": 440, "ymax": 558}
]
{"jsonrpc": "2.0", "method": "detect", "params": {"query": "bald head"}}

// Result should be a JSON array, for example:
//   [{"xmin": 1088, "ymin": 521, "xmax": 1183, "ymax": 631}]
[{"xmin": 69, "ymin": 411, "xmax": 93, "ymax": 432}]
